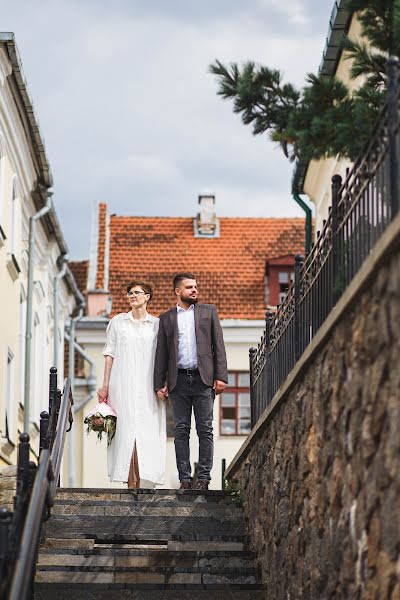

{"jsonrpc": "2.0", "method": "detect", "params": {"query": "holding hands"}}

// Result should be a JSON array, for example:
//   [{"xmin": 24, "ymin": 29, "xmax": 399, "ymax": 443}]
[{"xmin": 213, "ymin": 380, "xmax": 226, "ymax": 395}]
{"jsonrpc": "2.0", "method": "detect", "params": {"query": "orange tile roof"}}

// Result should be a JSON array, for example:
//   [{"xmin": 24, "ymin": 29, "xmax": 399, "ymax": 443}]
[
  {"xmin": 69, "ymin": 260, "xmax": 89, "ymax": 294},
  {"xmin": 104, "ymin": 215, "xmax": 305, "ymax": 320}
]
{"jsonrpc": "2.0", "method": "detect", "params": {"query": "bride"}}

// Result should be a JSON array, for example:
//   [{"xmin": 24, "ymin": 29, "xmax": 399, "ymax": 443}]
[{"xmin": 97, "ymin": 280, "xmax": 166, "ymax": 489}]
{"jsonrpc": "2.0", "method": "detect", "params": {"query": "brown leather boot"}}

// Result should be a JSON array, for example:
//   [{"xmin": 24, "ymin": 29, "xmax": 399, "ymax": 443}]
[
  {"xmin": 195, "ymin": 480, "xmax": 209, "ymax": 491},
  {"xmin": 180, "ymin": 480, "xmax": 192, "ymax": 490}
]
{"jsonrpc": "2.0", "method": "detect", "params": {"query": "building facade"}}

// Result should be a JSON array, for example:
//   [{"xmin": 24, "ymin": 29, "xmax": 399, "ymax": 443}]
[
  {"xmin": 0, "ymin": 33, "xmax": 80, "ymax": 468},
  {"xmin": 68, "ymin": 197, "xmax": 305, "ymax": 489}
]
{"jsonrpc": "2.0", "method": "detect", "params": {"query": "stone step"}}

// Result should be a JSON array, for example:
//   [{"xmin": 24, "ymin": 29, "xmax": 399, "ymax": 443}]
[
  {"xmin": 35, "ymin": 488, "xmax": 264, "ymax": 597},
  {"xmin": 35, "ymin": 568, "xmax": 260, "ymax": 586},
  {"xmin": 55, "ymin": 488, "xmax": 236, "ymax": 504},
  {"xmin": 41, "ymin": 538, "xmax": 246, "ymax": 552},
  {"xmin": 44, "ymin": 514, "xmax": 245, "ymax": 541},
  {"xmin": 38, "ymin": 549, "xmax": 257, "ymax": 569},
  {"xmin": 36, "ymin": 565, "xmax": 258, "ymax": 579},
  {"xmin": 52, "ymin": 502, "xmax": 241, "ymax": 518},
  {"xmin": 34, "ymin": 585, "xmax": 266, "ymax": 599}
]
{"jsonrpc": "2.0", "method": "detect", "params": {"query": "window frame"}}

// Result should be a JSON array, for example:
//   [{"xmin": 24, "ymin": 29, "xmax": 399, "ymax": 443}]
[
  {"xmin": 219, "ymin": 371, "xmax": 251, "ymax": 436},
  {"xmin": 19, "ymin": 285, "xmax": 27, "ymax": 409},
  {"xmin": 278, "ymin": 269, "xmax": 294, "ymax": 305},
  {"xmin": 10, "ymin": 176, "xmax": 18, "ymax": 256}
]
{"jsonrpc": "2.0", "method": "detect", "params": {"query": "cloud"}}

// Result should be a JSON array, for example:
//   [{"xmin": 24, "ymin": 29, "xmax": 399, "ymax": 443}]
[{"xmin": 1, "ymin": 0, "xmax": 329, "ymax": 258}]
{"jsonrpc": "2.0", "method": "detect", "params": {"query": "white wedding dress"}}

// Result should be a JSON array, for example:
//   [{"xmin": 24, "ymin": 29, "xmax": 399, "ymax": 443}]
[{"xmin": 102, "ymin": 311, "xmax": 166, "ymax": 486}]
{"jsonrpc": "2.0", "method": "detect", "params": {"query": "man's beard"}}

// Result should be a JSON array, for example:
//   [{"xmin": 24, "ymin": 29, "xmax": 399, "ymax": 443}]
[{"xmin": 184, "ymin": 296, "xmax": 198, "ymax": 305}]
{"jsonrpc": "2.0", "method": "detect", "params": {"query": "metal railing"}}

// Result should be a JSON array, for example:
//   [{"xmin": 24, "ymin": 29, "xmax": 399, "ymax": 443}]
[
  {"xmin": 0, "ymin": 368, "xmax": 74, "ymax": 600},
  {"xmin": 250, "ymin": 57, "xmax": 400, "ymax": 425}
]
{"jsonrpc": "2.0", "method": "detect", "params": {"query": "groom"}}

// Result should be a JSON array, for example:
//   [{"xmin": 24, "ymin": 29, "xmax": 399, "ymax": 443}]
[{"xmin": 154, "ymin": 273, "xmax": 228, "ymax": 490}]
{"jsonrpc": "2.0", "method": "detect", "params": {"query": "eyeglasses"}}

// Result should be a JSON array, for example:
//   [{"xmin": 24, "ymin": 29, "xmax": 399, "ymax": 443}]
[{"xmin": 126, "ymin": 291, "xmax": 147, "ymax": 297}]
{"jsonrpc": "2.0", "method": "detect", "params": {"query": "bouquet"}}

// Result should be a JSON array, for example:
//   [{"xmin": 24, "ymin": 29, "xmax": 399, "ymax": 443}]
[{"xmin": 84, "ymin": 402, "xmax": 117, "ymax": 445}]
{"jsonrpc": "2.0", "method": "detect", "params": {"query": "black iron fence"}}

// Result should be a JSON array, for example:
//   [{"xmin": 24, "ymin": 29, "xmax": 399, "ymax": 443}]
[
  {"xmin": 0, "ymin": 368, "xmax": 74, "ymax": 600},
  {"xmin": 250, "ymin": 56, "xmax": 400, "ymax": 425}
]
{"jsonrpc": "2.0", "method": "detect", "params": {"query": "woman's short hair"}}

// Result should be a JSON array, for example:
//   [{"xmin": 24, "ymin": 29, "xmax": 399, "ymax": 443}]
[{"xmin": 126, "ymin": 280, "xmax": 155, "ymax": 302}]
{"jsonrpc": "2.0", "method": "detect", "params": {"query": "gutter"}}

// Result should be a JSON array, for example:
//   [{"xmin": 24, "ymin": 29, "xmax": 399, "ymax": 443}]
[
  {"xmin": 292, "ymin": 192, "xmax": 312, "ymax": 255},
  {"xmin": 53, "ymin": 254, "xmax": 69, "ymax": 371},
  {"xmin": 64, "ymin": 330, "xmax": 96, "ymax": 487},
  {"xmin": 67, "ymin": 305, "xmax": 83, "ymax": 487},
  {"xmin": 65, "ymin": 265, "xmax": 85, "ymax": 305}
]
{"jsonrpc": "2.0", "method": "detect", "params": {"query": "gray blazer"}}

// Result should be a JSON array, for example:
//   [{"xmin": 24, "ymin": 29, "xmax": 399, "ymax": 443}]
[{"xmin": 154, "ymin": 303, "xmax": 228, "ymax": 392}]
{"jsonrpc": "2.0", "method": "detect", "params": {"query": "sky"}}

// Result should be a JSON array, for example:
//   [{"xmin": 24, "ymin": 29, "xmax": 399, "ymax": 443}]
[{"xmin": 2, "ymin": 0, "xmax": 331, "ymax": 259}]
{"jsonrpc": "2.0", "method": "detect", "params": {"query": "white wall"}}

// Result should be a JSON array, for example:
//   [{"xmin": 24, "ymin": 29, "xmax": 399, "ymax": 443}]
[{"xmin": 0, "ymin": 45, "xmax": 76, "ymax": 466}]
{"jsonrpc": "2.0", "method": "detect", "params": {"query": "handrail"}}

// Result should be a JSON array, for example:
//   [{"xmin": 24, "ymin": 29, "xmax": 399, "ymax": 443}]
[
  {"xmin": 8, "ymin": 450, "xmax": 52, "ymax": 600},
  {"xmin": 1, "ymin": 369, "xmax": 74, "ymax": 600}
]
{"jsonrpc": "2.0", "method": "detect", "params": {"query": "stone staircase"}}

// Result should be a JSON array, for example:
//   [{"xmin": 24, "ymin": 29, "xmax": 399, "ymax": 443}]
[{"xmin": 34, "ymin": 488, "xmax": 266, "ymax": 599}]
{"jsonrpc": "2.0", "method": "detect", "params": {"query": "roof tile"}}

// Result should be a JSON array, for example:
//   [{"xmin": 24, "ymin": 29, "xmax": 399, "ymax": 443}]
[{"xmin": 104, "ymin": 215, "xmax": 305, "ymax": 320}]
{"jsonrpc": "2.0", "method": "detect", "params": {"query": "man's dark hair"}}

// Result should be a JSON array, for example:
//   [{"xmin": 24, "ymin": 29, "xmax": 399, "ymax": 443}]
[{"xmin": 173, "ymin": 272, "xmax": 196, "ymax": 291}]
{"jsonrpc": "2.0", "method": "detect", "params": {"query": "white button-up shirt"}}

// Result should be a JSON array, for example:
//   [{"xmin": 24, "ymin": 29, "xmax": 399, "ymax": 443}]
[{"xmin": 176, "ymin": 304, "xmax": 198, "ymax": 369}]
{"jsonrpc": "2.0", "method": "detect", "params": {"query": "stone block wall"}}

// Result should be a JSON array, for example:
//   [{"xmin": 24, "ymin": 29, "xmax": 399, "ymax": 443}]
[
  {"xmin": 230, "ymin": 242, "xmax": 400, "ymax": 598},
  {"xmin": 0, "ymin": 465, "xmax": 16, "ymax": 510}
]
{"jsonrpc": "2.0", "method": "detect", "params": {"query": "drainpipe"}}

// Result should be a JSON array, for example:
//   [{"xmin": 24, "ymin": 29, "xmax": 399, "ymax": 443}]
[
  {"xmin": 24, "ymin": 196, "xmax": 52, "ymax": 433},
  {"xmin": 53, "ymin": 254, "xmax": 69, "ymax": 371},
  {"xmin": 64, "ymin": 330, "xmax": 97, "ymax": 487},
  {"xmin": 293, "ymin": 192, "xmax": 312, "ymax": 256},
  {"xmin": 67, "ymin": 304, "xmax": 84, "ymax": 487}
]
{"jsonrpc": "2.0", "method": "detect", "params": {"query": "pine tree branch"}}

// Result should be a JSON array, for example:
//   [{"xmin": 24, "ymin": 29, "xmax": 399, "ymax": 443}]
[{"xmin": 210, "ymin": 0, "xmax": 397, "ymax": 164}]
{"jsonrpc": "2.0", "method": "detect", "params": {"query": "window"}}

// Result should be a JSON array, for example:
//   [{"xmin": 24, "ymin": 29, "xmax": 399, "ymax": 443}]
[
  {"xmin": 32, "ymin": 314, "xmax": 41, "ymax": 423},
  {"xmin": 4, "ymin": 348, "xmax": 15, "ymax": 440},
  {"xmin": 19, "ymin": 286, "xmax": 27, "ymax": 408},
  {"xmin": 278, "ymin": 271, "xmax": 294, "ymax": 304},
  {"xmin": 10, "ymin": 177, "xmax": 17, "ymax": 255},
  {"xmin": 6, "ymin": 177, "xmax": 21, "ymax": 279},
  {"xmin": 220, "ymin": 372, "xmax": 251, "ymax": 435}
]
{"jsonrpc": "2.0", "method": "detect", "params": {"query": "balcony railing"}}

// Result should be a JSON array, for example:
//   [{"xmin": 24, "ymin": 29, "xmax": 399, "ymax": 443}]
[{"xmin": 250, "ymin": 57, "xmax": 400, "ymax": 426}]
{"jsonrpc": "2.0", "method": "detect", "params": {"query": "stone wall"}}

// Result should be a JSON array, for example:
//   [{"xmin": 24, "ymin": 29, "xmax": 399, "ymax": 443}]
[
  {"xmin": 0, "ymin": 465, "xmax": 16, "ymax": 510},
  {"xmin": 229, "ymin": 229, "xmax": 400, "ymax": 599}
]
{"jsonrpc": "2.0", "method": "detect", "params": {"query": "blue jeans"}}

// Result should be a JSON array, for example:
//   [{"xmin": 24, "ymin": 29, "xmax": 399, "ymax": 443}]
[{"xmin": 170, "ymin": 371, "xmax": 214, "ymax": 482}]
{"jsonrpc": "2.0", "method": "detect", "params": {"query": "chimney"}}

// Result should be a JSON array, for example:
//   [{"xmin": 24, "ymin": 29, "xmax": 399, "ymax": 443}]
[{"xmin": 195, "ymin": 194, "xmax": 219, "ymax": 238}]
